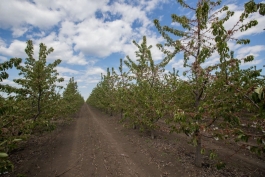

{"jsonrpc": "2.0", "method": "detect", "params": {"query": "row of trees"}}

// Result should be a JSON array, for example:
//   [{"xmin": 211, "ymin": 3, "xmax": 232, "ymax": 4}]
[
  {"xmin": 0, "ymin": 40, "xmax": 84, "ymax": 173},
  {"xmin": 87, "ymin": 0, "xmax": 265, "ymax": 168}
]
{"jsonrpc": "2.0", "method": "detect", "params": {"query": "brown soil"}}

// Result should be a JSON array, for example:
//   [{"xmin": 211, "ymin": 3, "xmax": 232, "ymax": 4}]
[{"xmin": 4, "ymin": 104, "xmax": 265, "ymax": 177}]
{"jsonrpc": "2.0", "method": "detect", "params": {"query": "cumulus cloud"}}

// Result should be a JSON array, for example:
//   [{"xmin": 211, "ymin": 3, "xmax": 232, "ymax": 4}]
[
  {"xmin": 0, "ymin": 38, "xmax": 6, "ymax": 47},
  {"xmin": 56, "ymin": 66, "xmax": 79, "ymax": 74},
  {"xmin": 11, "ymin": 27, "xmax": 29, "ymax": 38},
  {"xmin": 0, "ymin": 56, "xmax": 7, "ymax": 61},
  {"xmin": 0, "ymin": 0, "xmax": 169, "ymax": 66},
  {"xmin": 42, "ymin": 39, "xmax": 88, "ymax": 65},
  {"xmin": 1, "ymin": 79, "xmax": 22, "ymax": 90},
  {"xmin": 141, "ymin": 0, "xmax": 169, "ymax": 12},
  {"xmin": 0, "ymin": 0, "xmax": 62, "ymax": 36},
  {"xmin": 73, "ymin": 18, "xmax": 133, "ymax": 58},
  {"xmin": 241, "ymin": 59, "xmax": 262, "ymax": 66},
  {"xmin": 0, "ymin": 40, "xmax": 27, "ymax": 58},
  {"xmin": 236, "ymin": 45, "xmax": 265, "ymax": 59},
  {"xmin": 33, "ymin": 0, "xmax": 109, "ymax": 22},
  {"xmin": 171, "ymin": 59, "xmax": 185, "ymax": 70},
  {"xmin": 171, "ymin": 22, "xmax": 180, "ymax": 27},
  {"xmin": 26, "ymin": 31, "xmax": 46, "ymax": 39},
  {"xmin": 86, "ymin": 67, "xmax": 106, "ymax": 76}
]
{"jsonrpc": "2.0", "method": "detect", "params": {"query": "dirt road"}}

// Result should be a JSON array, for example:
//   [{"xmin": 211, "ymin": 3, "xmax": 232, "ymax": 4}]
[
  {"xmin": 8, "ymin": 104, "xmax": 180, "ymax": 177},
  {"xmin": 6, "ymin": 104, "xmax": 265, "ymax": 177},
  {"xmin": 58, "ymin": 104, "xmax": 163, "ymax": 177}
]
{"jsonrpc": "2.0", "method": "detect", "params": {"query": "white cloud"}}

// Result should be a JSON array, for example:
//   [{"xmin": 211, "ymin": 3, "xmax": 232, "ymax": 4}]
[
  {"xmin": 57, "ymin": 75, "xmax": 71, "ymax": 87},
  {"xmin": 56, "ymin": 66, "xmax": 79, "ymax": 74},
  {"xmin": 0, "ymin": 0, "xmax": 62, "ymax": 35},
  {"xmin": 79, "ymin": 86, "xmax": 87, "ymax": 88},
  {"xmin": 201, "ymin": 52, "xmax": 220, "ymax": 68},
  {"xmin": 58, "ymin": 21, "xmax": 77, "ymax": 45},
  {"xmin": 0, "ymin": 37, "xmax": 88, "ymax": 65},
  {"xmin": 139, "ymin": 0, "xmax": 168, "ymax": 12},
  {"xmin": 0, "ymin": 40, "xmax": 27, "ymax": 58},
  {"xmin": 241, "ymin": 59, "xmax": 262, "ymax": 66},
  {"xmin": 122, "ymin": 35, "xmax": 164, "ymax": 62},
  {"xmin": 214, "ymin": 4, "xmax": 265, "ymax": 39},
  {"xmin": 11, "ymin": 27, "xmax": 28, "ymax": 38},
  {"xmin": 227, "ymin": 41, "xmax": 241, "ymax": 51},
  {"xmin": 107, "ymin": 2, "xmax": 150, "ymax": 26},
  {"xmin": 85, "ymin": 77, "xmax": 102, "ymax": 84},
  {"xmin": 171, "ymin": 22, "xmax": 180, "ymax": 27},
  {"xmin": 32, "ymin": 32, "xmax": 88, "ymax": 65},
  {"xmin": 233, "ymin": 13, "xmax": 265, "ymax": 38},
  {"xmin": 0, "ymin": 38, "xmax": 6, "ymax": 47},
  {"xmin": 0, "ymin": 56, "xmax": 7, "ymax": 61},
  {"xmin": 26, "ymin": 31, "xmax": 46, "ymax": 39},
  {"xmin": 145, "ymin": 36, "xmax": 165, "ymax": 61},
  {"xmin": 33, "ymin": 0, "xmax": 109, "ymax": 22},
  {"xmin": 122, "ymin": 43, "xmax": 138, "ymax": 61},
  {"xmin": 1, "ymin": 79, "xmax": 19, "ymax": 88},
  {"xmin": 73, "ymin": 18, "xmax": 133, "ymax": 58},
  {"xmin": 0, "ymin": 0, "xmax": 168, "ymax": 66},
  {"xmin": 171, "ymin": 59, "xmax": 185, "ymax": 70},
  {"xmin": 86, "ymin": 67, "xmax": 106, "ymax": 76},
  {"xmin": 236, "ymin": 45, "xmax": 265, "ymax": 59}
]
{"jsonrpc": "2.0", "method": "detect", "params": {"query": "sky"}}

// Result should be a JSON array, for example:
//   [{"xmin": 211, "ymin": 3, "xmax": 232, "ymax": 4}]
[{"xmin": 0, "ymin": 0, "xmax": 264, "ymax": 100}]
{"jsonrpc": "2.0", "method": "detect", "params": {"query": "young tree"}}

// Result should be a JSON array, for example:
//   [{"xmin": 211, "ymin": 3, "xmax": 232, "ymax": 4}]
[
  {"xmin": 0, "ymin": 41, "xmax": 84, "ymax": 173},
  {"xmin": 0, "ymin": 58, "xmax": 22, "ymax": 173},
  {"xmin": 14, "ymin": 40, "xmax": 64, "ymax": 121},
  {"xmin": 123, "ymin": 36, "xmax": 171, "ymax": 138},
  {"xmin": 87, "ymin": 68, "xmax": 116, "ymax": 114},
  {"xmin": 154, "ymin": 0, "xmax": 265, "ymax": 167},
  {"xmin": 0, "ymin": 58, "xmax": 21, "ymax": 94},
  {"xmin": 0, "ymin": 57, "xmax": 22, "ymax": 115},
  {"xmin": 61, "ymin": 77, "xmax": 84, "ymax": 117}
]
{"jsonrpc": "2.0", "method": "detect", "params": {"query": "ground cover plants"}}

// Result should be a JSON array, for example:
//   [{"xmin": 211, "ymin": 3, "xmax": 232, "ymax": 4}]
[{"xmin": 87, "ymin": 0, "xmax": 265, "ymax": 169}]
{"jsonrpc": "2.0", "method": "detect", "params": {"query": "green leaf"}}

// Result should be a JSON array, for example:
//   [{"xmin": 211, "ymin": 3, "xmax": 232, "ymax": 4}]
[
  {"xmin": 0, "ymin": 153, "xmax": 8, "ymax": 158},
  {"xmin": 209, "ymin": 152, "xmax": 217, "ymax": 160},
  {"xmin": 259, "ymin": 3, "xmax": 265, "ymax": 15},
  {"xmin": 254, "ymin": 87, "xmax": 263, "ymax": 100},
  {"xmin": 12, "ymin": 139, "xmax": 22, "ymax": 142},
  {"xmin": 215, "ymin": 36, "xmax": 221, "ymax": 42}
]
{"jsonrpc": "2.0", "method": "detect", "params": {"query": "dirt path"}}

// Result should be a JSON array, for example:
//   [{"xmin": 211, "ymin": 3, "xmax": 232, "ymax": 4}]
[
  {"xmin": 62, "ymin": 103, "xmax": 162, "ymax": 177},
  {"xmin": 7, "ymin": 104, "xmax": 172, "ymax": 177}
]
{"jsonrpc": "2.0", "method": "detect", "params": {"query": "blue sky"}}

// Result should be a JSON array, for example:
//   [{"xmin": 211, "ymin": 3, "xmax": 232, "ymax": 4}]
[{"xmin": 0, "ymin": 0, "xmax": 264, "ymax": 100}]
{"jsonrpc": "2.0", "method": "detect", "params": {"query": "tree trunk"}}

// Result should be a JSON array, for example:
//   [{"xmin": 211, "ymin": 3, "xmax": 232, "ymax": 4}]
[
  {"xmin": 195, "ymin": 132, "xmax": 202, "ymax": 167},
  {"xmin": 34, "ymin": 91, "xmax": 42, "ymax": 121}
]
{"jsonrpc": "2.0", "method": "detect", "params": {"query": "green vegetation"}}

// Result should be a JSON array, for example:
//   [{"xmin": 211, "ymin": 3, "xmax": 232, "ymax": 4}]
[
  {"xmin": 87, "ymin": 0, "xmax": 265, "ymax": 168},
  {"xmin": 0, "ymin": 40, "xmax": 84, "ymax": 173}
]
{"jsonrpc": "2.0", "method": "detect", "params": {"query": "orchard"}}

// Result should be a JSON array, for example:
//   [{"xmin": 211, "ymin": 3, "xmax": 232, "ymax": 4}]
[{"xmin": 87, "ymin": 0, "xmax": 265, "ymax": 168}]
